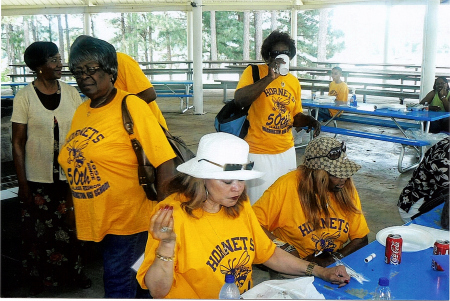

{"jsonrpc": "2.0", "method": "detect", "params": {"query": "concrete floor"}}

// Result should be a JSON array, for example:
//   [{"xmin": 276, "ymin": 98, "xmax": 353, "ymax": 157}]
[{"xmin": 1, "ymin": 89, "xmax": 421, "ymax": 298}]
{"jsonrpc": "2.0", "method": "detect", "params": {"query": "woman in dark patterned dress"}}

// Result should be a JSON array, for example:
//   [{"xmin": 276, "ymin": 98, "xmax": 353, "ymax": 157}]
[
  {"xmin": 397, "ymin": 137, "xmax": 450, "ymax": 222},
  {"xmin": 11, "ymin": 42, "xmax": 91, "ymax": 296}
]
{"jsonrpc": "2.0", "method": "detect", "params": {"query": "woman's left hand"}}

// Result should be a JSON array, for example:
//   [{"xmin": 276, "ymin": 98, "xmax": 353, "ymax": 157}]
[
  {"xmin": 308, "ymin": 116, "xmax": 321, "ymax": 137},
  {"xmin": 318, "ymin": 265, "xmax": 350, "ymax": 288}
]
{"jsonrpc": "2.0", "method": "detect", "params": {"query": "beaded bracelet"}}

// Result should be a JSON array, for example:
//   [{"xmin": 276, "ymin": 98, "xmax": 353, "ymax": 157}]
[
  {"xmin": 333, "ymin": 251, "xmax": 344, "ymax": 259},
  {"xmin": 305, "ymin": 262, "xmax": 317, "ymax": 276},
  {"xmin": 283, "ymin": 244, "xmax": 296, "ymax": 253},
  {"xmin": 156, "ymin": 253, "xmax": 174, "ymax": 262}
]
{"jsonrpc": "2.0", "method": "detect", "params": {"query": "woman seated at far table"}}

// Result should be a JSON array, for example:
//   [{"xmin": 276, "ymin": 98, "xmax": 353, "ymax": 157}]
[
  {"xmin": 252, "ymin": 137, "xmax": 369, "ymax": 269},
  {"xmin": 419, "ymin": 76, "xmax": 449, "ymax": 133},
  {"xmin": 136, "ymin": 133, "xmax": 350, "ymax": 299}
]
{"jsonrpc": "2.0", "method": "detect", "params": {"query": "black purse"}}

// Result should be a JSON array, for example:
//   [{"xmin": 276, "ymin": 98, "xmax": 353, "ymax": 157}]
[
  {"xmin": 121, "ymin": 94, "xmax": 195, "ymax": 200},
  {"xmin": 214, "ymin": 64, "xmax": 260, "ymax": 139}
]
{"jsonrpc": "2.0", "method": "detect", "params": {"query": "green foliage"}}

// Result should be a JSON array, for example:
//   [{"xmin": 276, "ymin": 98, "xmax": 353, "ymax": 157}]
[
  {"xmin": 295, "ymin": 9, "xmax": 345, "ymax": 65},
  {"xmin": 204, "ymin": 11, "xmax": 244, "ymax": 60},
  {"xmin": 1, "ymin": 9, "xmax": 345, "ymax": 78},
  {"xmin": 1, "ymin": 17, "xmax": 25, "ymax": 64}
]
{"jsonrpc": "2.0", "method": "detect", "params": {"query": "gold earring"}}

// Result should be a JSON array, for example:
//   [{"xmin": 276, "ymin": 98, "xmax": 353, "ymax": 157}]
[{"xmin": 39, "ymin": 70, "xmax": 42, "ymax": 74}]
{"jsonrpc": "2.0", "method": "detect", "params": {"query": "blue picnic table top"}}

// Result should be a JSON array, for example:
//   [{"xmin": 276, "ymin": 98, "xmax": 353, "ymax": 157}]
[
  {"xmin": 312, "ymin": 203, "xmax": 449, "ymax": 300},
  {"xmin": 301, "ymin": 99, "xmax": 450, "ymax": 122}
]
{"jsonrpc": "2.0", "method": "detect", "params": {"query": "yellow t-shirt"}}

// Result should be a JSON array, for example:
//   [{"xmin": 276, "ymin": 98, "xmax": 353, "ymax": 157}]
[
  {"xmin": 58, "ymin": 89, "xmax": 176, "ymax": 242},
  {"xmin": 328, "ymin": 81, "xmax": 349, "ymax": 117},
  {"xmin": 236, "ymin": 64, "xmax": 303, "ymax": 154},
  {"xmin": 136, "ymin": 195, "xmax": 276, "ymax": 299},
  {"xmin": 115, "ymin": 52, "xmax": 168, "ymax": 130},
  {"xmin": 252, "ymin": 170, "xmax": 370, "ymax": 258}
]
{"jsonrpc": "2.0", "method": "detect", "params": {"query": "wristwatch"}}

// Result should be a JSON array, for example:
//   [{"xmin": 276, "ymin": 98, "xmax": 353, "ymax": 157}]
[{"xmin": 272, "ymin": 238, "xmax": 287, "ymax": 248}]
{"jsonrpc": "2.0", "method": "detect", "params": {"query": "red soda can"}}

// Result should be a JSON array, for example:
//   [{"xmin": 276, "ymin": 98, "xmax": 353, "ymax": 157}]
[
  {"xmin": 385, "ymin": 234, "xmax": 402, "ymax": 265},
  {"xmin": 432, "ymin": 240, "xmax": 449, "ymax": 271}
]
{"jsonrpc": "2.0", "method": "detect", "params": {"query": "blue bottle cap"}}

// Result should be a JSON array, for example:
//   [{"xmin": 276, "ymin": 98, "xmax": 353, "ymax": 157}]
[
  {"xmin": 379, "ymin": 277, "xmax": 389, "ymax": 286},
  {"xmin": 225, "ymin": 274, "xmax": 235, "ymax": 283}
]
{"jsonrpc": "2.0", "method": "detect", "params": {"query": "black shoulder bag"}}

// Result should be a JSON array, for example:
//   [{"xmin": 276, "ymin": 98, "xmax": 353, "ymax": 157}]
[
  {"xmin": 214, "ymin": 64, "xmax": 260, "ymax": 139},
  {"xmin": 122, "ymin": 94, "xmax": 195, "ymax": 200}
]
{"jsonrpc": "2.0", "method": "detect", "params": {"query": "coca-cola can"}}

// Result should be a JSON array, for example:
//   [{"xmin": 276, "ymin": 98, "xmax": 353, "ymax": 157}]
[
  {"xmin": 432, "ymin": 240, "xmax": 449, "ymax": 271},
  {"xmin": 385, "ymin": 234, "xmax": 402, "ymax": 265}
]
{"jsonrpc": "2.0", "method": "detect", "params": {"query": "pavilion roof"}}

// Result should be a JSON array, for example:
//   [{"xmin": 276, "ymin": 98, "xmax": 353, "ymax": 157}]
[{"xmin": 1, "ymin": 0, "xmax": 427, "ymax": 16}]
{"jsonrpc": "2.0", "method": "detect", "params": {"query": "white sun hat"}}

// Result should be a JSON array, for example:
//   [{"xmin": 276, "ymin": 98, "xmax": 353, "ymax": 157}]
[{"xmin": 177, "ymin": 132, "xmax": 264, "ymax": 180}]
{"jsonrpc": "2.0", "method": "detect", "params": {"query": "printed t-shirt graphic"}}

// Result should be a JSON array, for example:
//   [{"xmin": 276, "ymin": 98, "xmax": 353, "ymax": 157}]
[
  {"xmin": 252, "ymin": 170, "xmax": 369, "ymax": 258},
  {"xmin": 58, "ymin": 89, "xmax": 175, "ymax": 242},
  {"xmin": 236, "ymin": 64, "xmax": 303, "ymax": 154},
  {"xmin": 136, "ymin": 197, "xmax": 276, "ymax": 299}
]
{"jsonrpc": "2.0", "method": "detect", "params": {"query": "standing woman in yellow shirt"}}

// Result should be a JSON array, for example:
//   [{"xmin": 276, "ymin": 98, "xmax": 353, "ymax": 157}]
[
  {"xmin": 59, "ymin": 36, "xmax": 177, "ymax": 298},
  {"xmin": 234, "ymin": 30, "xmax": 321, "ymax": 205}
]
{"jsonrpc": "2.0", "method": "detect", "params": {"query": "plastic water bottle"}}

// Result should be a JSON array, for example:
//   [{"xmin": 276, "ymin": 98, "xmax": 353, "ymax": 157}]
[
  {"xmin": 350, "ymin": 90, "xmax": 357, "ymax": 107},
  {"xmin": 373, "ymin": 277, "xmax": 391, "ymax": 300},
  {"xmin": 423, "ymin": 102, "xmax": 429, "ymax": 111},
  {"xmin": 219, "ymin": 274, "xmax": 240, "ymax": 299}
]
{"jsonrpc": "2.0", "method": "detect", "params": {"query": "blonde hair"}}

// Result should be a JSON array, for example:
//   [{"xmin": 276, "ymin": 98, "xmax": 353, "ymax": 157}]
[
  {"xmin": 166, "ymin": 174, "xmax": 246, "ymax": 218},
  {"xmin": 296, "ymin": 166, "xmax": 361, "ymax": 230}
]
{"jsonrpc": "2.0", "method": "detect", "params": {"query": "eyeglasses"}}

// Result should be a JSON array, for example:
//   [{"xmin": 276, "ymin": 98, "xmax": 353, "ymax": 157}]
[
  {"xmin": 198, "ymin": 159, "xmax": 254, "ymax": 171},
  {"xmin": 72, "ymin": 66, "xmax": 101, "ymax": 79},
  {"xmin": 306, "ymin": 141, "xmax": 346, "ymax": 161},
  {"xmin": 269, "ymin": 50, "xmax": 290, "ymax": 58}
]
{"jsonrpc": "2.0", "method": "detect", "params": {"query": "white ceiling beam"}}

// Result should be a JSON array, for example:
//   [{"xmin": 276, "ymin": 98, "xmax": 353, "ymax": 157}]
[{"xmin": 1, "ymin": 0, "xmax": 443, "ymax": 16}]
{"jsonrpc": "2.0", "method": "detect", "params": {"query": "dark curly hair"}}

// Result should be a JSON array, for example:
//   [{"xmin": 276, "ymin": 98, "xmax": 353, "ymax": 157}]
[
  {"xmin": 24, "ymin": 42, "xmax": 59, "ymax": 72},
  {"xmin": 261, "ymin": 30, "xmax": 296, "ymax": 62},
  {"xmin": 69, "ymin": 35, "xmax": 118, "ymax": 84},
  {"xmin": 433, "ymin": 76, "xmax": 449, "ymax": 91}
]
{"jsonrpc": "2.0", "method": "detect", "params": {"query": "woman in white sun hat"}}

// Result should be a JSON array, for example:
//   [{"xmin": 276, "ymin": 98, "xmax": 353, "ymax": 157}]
[
  {"xmin": 136, "ymin": 132, "xmax": 349, "ymax": 299},
  {"xmin": 253, "ymin": 136, "xmax": 369, "ymax": 274}
]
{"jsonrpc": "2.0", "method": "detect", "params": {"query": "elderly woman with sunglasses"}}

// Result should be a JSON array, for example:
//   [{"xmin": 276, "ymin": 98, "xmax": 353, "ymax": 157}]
[
  {"xmin": 58, "ymin": 36, "xmax": 177, "ymax": 298},
  {"xmin": 135, "ymin": 133, "xmax": 350, "ymax": 299},
  {"xmin": 234, "ymin": 30, "xmax": 321, "ymax": 205},
  {"xmin": 253, "ymin": 137, "xmax": 369, "ymax": 271}
]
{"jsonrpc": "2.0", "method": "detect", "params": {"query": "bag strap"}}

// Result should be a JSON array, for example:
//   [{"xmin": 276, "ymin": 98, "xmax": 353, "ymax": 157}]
[
  {"xmin": 121, "ymin": 94, "xmax": 153, "ymax": 168},
  {"xmin": 250, "ymin": 64, "xmax": 260, "ymax": 83},
  {"xmin": 235, "ymin": 64, "xmax": 260, "ymax": 111}
]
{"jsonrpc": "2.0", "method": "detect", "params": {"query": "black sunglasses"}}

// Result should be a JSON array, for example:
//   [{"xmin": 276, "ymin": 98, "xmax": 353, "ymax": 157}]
[
  {"xmin": 306, "ymin": 141, "xmax": 346, "ymax": 161},
  {"xmin": 269, "ymin": 50, "xmax": 290, "ymax": 58},
  {"xmin": 72, "ymin": 66, "xmax": 102, "ymax": 79},
  {"xmin": 198, "ymin": 159, "xmax": 254, "ymax": 171}
]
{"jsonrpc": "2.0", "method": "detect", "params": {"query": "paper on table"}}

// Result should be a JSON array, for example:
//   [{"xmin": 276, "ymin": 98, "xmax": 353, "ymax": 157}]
[
  {"xmin": 241, "ymin": 277, "xmax": 325, "ymax": 299},
  {"xmin": 316, "ymin": 95, "xmax": 336, "ymax": 103},
  {"xmin": 387, "ymin": 104, "xmax": 407, "ymax": 111},
  {"xmin": 132, "ymin": 253, "xmax": 145, "ymax": 272},
  {"xmin": 356, "ymin": 103, "xmax": 376, "ymax": 111},
  {"xmin": 406, "ymin": 224, "xmax": 450, "ymax": 242}
]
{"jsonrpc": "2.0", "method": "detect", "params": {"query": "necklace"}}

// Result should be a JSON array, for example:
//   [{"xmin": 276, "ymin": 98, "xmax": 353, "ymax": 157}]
[
  {"xmin": 87, "ymin": 99, "xmax": 107, "ymax": 117},
  {"xmin": 87, "ymin": 88, "xmax": 117, "ymax": 116},
  {"xmin": 91, "ymin": 97, "xmax": 109, "ymax": 108},
  {"xmin": 33, "ymin": 80, "xmax": 61, "ymax": 95},
  {"xmin": 203, "ymin": 208, "xmax": 230, "ymax": 255}
]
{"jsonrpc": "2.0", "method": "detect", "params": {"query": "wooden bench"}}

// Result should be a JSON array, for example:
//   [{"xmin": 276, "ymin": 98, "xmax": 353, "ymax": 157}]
[{"xmin": 319, "ymin": 125, "xmax": 429, "ymax": 173}]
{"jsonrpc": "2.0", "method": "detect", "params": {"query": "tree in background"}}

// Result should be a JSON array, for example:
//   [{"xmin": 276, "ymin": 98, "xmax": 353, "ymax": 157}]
[
  {"xmin": 297, "ymin": 9, "xmax": 344, "ymax": 65},
  {"xmin": 1, "ymin": 9, "xmax": 345, "ymax": 82}
]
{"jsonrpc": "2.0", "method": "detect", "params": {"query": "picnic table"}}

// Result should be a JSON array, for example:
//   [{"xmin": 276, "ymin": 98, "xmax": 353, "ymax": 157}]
[
  {"xmin": 311, "ymin": 203, "xmax": 449, "ymax": 300},
  {"xmin": 301, "ymin": 99, "xmax": 450, "ymax": 173}
]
